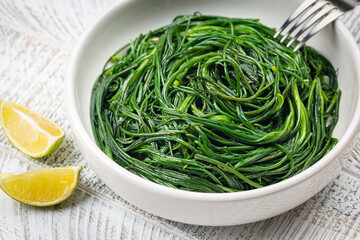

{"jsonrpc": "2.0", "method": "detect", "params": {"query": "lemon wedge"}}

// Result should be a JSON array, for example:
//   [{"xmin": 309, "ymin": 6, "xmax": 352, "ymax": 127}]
[
  {"xmin": 0, "ymin": 166, "xmax": 82, "ymax": 207},
  {"xmin": 0, "ymin": 101, "xmax": 65, "ymax": 158}
]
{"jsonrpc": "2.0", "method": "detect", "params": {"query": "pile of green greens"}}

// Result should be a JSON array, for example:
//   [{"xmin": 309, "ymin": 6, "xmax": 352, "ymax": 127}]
[{"xmin": 91, "ymin": 14, "xmax": 340, "ymax": 193}]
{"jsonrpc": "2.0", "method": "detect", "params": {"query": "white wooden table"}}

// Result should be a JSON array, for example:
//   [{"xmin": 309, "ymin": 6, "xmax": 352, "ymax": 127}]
[{"xmin": 1, "ymin": 1, "xmax": 360, "ymax": 239}]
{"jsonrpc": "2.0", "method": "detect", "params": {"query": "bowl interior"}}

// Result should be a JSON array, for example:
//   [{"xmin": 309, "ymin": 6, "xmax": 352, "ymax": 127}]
[{"xmin": 71, "ymin": 0, "xmax": 360, "ymax": 180}]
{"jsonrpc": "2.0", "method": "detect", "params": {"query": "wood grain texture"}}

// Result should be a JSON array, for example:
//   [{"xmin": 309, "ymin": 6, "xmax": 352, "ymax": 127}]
[
  {"xmin": 1, "ymin": 0, "xmax": 360, "ymax": 239},
  {"xmin": 341, "ymin": 7, "xmax": 360, "ymax": 44},
  {"xmin": 0, "ymin": 150, "xmax": 190, "ymax": 240},
  {"xmin": 0, "ymin": 0, "xmax": 118, "ymax": 49}
]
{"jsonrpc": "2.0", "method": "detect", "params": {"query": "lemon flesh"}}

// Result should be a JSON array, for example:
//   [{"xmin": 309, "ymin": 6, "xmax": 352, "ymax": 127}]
[
  {"xmin": 0, "ymin": 101, "xmax": 65, "ymax": 158},
  {"xmin": 0, "ymin": 166, "xmax": 82, "ymax": 207}
]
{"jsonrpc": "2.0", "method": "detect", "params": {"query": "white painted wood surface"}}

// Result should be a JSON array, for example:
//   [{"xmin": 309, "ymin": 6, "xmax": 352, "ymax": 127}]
[{"xmin": 0, "ymin": 0, "xmax": 360, "ymax": 239}]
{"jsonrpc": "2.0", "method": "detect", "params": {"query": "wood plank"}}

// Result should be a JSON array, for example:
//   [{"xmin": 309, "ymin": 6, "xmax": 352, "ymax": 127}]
[
  {"xmin": 1, "ymin": 0, "xmax": 360, "ymax": 239},
  {"xmin": 0, "ymin": 150, "xmax": 191, "ymax": 240},
  {"xmin": 341, "ymin": 131, "xmax": 360, "ymax": 178},
  {"xmin": 341, "ymin": 7, "xmax": 360, "ymax": 44},
  {"xmin": 170, "ymin": 173, "xmax": 360, "ymax": 239},
  {"xmin": 0, "ymin": 0, "xmax": 117, "ymax": 49}
]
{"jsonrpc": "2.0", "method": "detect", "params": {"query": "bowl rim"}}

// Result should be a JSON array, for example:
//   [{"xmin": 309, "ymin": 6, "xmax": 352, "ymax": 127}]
[{"xmin": 65, "ymin": 0, "xmax": 360, "ymax": 202}]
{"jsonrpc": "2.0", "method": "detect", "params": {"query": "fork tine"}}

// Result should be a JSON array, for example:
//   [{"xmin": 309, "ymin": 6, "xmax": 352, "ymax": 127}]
[
  {"xmin": 274, "ymin": 0, "xmax": 318, "ymax": 39},
  {"xmin": 280, "ymin": 0, "xmax": 328, "ymax": 43},
  {"xmin": 286, "ymin": 4, "xmax": 336, "ymax": 47},
  {"xmin": 293, "ymin": 10, "xmax": 344, "ymax": 51}
]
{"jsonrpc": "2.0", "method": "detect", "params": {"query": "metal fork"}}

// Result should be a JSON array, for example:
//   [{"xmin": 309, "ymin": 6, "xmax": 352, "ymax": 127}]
[{"xmin": 274, "ymin": 0, "xmax": 359, "ymax": 51}]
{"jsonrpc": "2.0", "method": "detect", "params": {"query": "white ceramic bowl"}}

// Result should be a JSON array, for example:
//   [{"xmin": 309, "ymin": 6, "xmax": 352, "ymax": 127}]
[{"xmin": 65, "ymin": 0, "xmax": 360, "ymax": 226}]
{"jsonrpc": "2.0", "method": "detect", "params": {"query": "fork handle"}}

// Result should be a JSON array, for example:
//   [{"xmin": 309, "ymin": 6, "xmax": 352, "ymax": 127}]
[{"xmin": 331, "ymin": 0, "xmax": 360, "ymax": 12}]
